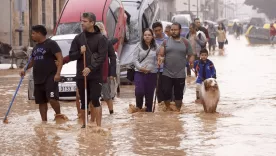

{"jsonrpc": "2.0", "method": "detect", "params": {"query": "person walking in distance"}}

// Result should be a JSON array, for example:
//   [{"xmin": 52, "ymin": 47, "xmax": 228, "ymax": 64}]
[
  {"xmin": 165, "ymin": 25, "xmax": 172, "ymax": 37},
  {"xmin": 158, "ymin": 22, "xmax": 194, "ymax": 112},
  {"xmin": 217, "ymin": 25, "xmax": 226, "ymax": 55},
  {"xmin": 194, "ymin": 18, "xmax": 209, "ymax": 45},
  {"xmin": 270, "ymin": 23, "xmax": 276, "ymax": 46},
  {"xmin": 207, "ymin": 24, "xmax": 217, "ymax": 53},
  {"xmin": 95, "ymin": 22, "xmax": 117, "ymax": 116},
  {"xmin": 152, "ymin": 22, "xmax": 169, "ymax": 103},
  {"xmin": 69, "ymin": 12, "xmax": 108, "ymax": 128},
  {"xmin": 59, "ymin": 57, "xmax": 81, "ymax": 119},
  {"xmin": 133, "ymin": 28, "xmax": 158, "ymax": 112},
  {"xmin": 186, "ymin": 23, "xmax": 206, "ymax": 77},
  {"xmin": 20, "ymin": 25, "xmax": 66, "ymax": 121}
]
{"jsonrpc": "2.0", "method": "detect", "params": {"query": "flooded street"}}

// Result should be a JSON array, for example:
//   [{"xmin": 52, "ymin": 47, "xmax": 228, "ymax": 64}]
[{"xmin": 1, "ymin": 36, "xmax": 276, "ymax": 156}]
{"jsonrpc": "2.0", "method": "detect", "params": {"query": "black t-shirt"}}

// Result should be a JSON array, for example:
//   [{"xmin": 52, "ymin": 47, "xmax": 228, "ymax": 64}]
[{"xmin": 32, "ymin": 39, "xmax": 61, "ymax": 84}]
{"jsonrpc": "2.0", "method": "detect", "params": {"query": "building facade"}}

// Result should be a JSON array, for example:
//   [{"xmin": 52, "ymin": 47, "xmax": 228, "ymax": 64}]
[
  {"xmin": 174, "ymin": 0, "xmax": 226, "ymax": 21},
  {"xmin": 0, "ymin": 0, "xmax": 66, "ymax": 47},
  {"xmin": 158, "ymin": 0, "xmax": 176, "ymax": 21}
]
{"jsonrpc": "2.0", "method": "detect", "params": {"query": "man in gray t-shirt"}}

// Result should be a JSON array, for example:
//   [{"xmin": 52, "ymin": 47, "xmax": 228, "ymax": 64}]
[{"xmin": 158, "ymin": 22, "xmax": 194, "ymax": 111}]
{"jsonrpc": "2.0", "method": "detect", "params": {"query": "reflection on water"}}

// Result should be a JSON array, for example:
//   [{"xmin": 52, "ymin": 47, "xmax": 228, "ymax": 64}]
[{"xmin": 1, "ymin": 36, "xmax": 276, "ymax": 155}]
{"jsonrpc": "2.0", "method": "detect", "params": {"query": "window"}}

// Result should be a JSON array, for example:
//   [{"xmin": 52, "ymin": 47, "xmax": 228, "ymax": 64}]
[
  {"xmin": 109, "ymin": 0, "xmax": 121, "ymax": 22},
  {"xmin": 53, "ymin": 0, "xmax": 57, "ymax": 28},
  {"xmin": 122, "ymin": 1, "xmax": 140, "ymax": 43},
  {"xmin": 21, "ymin": 12, "xmax": 24, "ymax": 25},
  {"xmin": 55, "ymin": 39, "xmax": 73, "ymax": 56},
  {"xmin": 42, "ymin": 0, "xmax": 46, "ymax": 25},
  {"xmin": 56, "ymin": 22, "xmax": 82, "ymax": 35},
  {"xmin": 106, "ymin": 8, "xmax": 116, "ymax": 39},
  {"xmin": 142, "ymin": 14, "xmax": 149, "ymax": 31},
  {"xmin": 143, "ymin": 1, "xmax": 157, "ymax": 27}
]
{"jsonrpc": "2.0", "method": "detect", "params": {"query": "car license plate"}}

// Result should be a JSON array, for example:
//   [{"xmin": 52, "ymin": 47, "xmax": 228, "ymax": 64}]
[{"xmin": 59, "ymin": 84, "xmax": 76, "ymax": 92}]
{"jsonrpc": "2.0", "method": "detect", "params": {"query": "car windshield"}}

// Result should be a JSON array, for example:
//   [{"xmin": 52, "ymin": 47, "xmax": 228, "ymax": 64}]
[
  {"xmin": 123, "ymin": 2, "xmax": 140, "ymax": 43},
  {"xmin": 55, "ymin": 39, "xmax": 72, "ymax": 57},
  {"xmin": 56, "ymin": 22, "xmax": 82, "ymax": 35}
]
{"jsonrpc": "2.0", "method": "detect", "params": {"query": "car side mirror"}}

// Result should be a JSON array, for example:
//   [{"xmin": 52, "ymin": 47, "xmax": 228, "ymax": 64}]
[{"xmin": 111, "ymin": 38, "xmax": 119, "ymax": 45}]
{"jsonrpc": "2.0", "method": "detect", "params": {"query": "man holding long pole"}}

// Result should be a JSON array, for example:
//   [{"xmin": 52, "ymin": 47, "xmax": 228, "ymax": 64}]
[{"xmin": 69, "ymin": 12, "xmax": 108, "ymax": 128}]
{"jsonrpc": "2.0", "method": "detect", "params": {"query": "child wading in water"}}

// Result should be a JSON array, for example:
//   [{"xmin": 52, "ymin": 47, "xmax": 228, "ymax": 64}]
[{"xmin": 194, "ymin": 49, "xmax": 217, "ymax": 103}]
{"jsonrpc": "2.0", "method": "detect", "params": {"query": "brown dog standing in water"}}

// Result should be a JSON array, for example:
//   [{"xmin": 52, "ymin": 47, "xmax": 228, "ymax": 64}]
[{"xmin": 200, "ymin": 78, "xmax": 220, "ymax": 113}]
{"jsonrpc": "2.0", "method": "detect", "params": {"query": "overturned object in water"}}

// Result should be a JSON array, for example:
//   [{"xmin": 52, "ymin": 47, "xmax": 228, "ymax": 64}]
[
  {"xmin": 200, "ymin": 78, "xmax": 220, "ymax": 113},
  {"xmin": 245, "ymin": 24, "xmax": 276, "ymax": 45}
]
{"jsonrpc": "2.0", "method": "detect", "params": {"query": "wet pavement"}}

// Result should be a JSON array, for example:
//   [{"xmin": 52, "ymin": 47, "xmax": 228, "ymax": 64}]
[{"xmin": 1, "ymin": 36, "xmax": 276, "ymax": 156}]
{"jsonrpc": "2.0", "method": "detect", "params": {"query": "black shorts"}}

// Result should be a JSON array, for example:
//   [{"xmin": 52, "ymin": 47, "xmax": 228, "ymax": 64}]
[
  {"xmin": 77, "ymin": 79, "xmax": 102, "ymax": 110},
  {"xmin": 34, "ymin": 75, "xmax": 59, "ymax": 104},
  {"xmin": 161, "ymin": 75, "xmax": 185, "ymax": 101},
  {"xmin": 218, "ymin": 42, "xmax": 224, "ymax": 49}
]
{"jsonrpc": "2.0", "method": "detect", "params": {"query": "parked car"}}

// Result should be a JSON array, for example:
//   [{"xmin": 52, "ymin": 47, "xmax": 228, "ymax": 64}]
[{"xmin": 28, "ymin": 34, "xmax": 121, "ymax": 100}]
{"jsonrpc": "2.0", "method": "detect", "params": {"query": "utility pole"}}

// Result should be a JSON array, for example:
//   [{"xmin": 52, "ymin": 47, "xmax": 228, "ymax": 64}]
[
  {"xmin": 197, "ymin": 0, "xmax": 199, "ymax": 18},
  {"xmin": 214, "ymin": 0, "xmax": 216, "ymax": 20},
  {"xmin": 188, "ymin": 0, "xmax": 190, "ymax": 13},
  {"xmin": 224, "ymin": 0, "xmax": 226, "ymax": 18},
  {"xmin": 235, "ymin": 0, "xmax": 238, "ymax": 18}
]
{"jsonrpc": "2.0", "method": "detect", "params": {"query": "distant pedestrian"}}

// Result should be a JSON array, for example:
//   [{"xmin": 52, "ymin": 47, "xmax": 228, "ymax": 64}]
[
  {"xmin": 95, "ymin": 22, "xmax": 117, "ymax": 116},
  {"xmin": 208, "ymin": 24, "xmax": 217, "ymax": 52},
  {"xmin": 194, "ymin": 18, "xmax": 209, "ymax": 45},
  {"xmin": 270, "ymin": 23, "xmax": 276, "ymax": 46},
  {"xmin": 165, "ymin": 25, "xmax": 172, "ymax": 37},
  {"xmin": 152, "ymin": 22, "xmax": 169, "ymax": 103},
  {"xmin": 217, "ymin": 25, "xmax": 226, "ymax": 55},
  {"xmin": 186, "ymin": 23, "xmax": 206, "ymax": 77}
]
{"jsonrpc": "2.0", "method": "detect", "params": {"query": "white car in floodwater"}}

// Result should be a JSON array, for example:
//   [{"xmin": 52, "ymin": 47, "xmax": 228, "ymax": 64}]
[{"xmin": 28, "ymin": 34, "xmax": 121, "ymax": 100}]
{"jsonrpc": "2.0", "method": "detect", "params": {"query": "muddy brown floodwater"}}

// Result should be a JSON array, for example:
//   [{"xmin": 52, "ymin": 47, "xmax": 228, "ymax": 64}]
[{"xmin": 1, "ymin": 36, "xmax": 276, "ymax": 156}]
